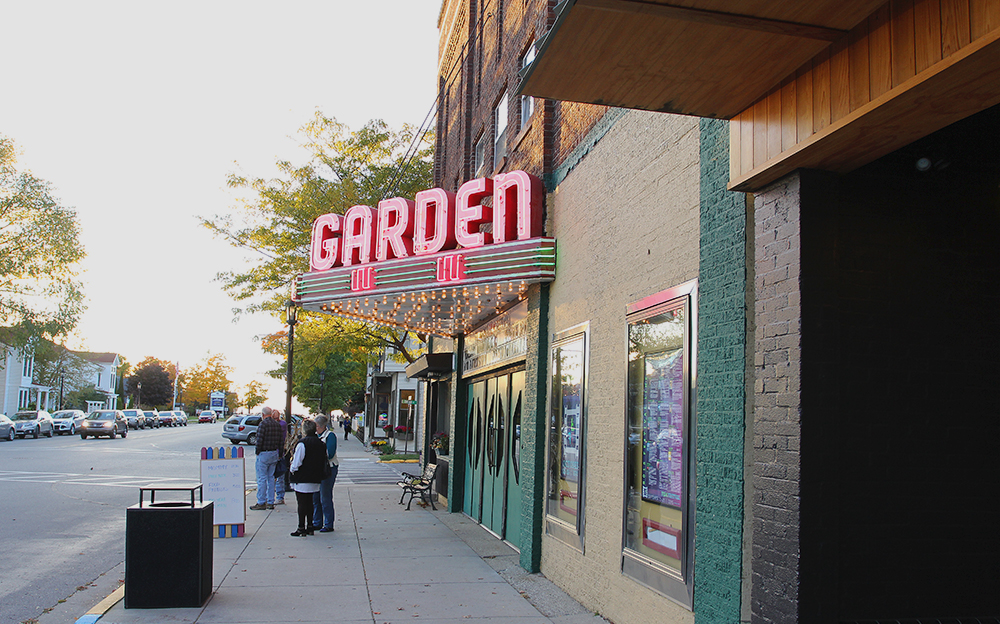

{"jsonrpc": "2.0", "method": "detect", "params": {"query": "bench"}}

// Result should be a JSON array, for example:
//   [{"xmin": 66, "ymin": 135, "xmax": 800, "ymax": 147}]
[{"xmin": 396, "ymin": 463, "xmax": 437, "ymax": 511}]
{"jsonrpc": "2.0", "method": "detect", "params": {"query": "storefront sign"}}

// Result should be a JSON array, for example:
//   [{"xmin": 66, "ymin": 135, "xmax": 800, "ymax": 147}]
[
  {"xmin": 463, "ymin": 301, "xmax": 528, "ymax": 376},
  {"xmin": 309, "ymin": 170, "xmax": 543, "ymax": 272}
]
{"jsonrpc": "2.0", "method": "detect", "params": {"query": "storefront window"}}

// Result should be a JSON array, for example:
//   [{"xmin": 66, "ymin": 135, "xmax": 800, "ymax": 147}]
[
  {"xmin": 546, "ymin": 323, "xmax": 588, "ymax": 550},
  {"xmin": 623, "ymin": 281, "xmax": 696, "ymax": 606}
]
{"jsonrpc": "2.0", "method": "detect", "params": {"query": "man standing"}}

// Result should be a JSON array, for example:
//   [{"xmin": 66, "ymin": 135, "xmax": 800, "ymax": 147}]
[
  {"xmin": 250, "ymin": 406, "xmax": 283, "ymax": 510},
  {"xmin": 312, "ymin": 415, "xmax": 339, "ymax": 532},
  {"xmin": 274, "ymin": 409, "xmax": 287, "ymax": 505}
]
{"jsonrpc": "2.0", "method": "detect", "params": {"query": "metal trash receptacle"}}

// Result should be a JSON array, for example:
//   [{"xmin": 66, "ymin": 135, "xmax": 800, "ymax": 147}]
[{"xmin": 125, "ymin": 484, "xmax": 213, "ymax": 608}]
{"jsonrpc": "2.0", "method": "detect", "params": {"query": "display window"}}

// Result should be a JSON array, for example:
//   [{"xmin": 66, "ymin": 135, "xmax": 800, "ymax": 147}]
[
  {"xmin": 623, "ymin": 280, "xmax": 696, "ymax": 607},
  {"xmin": 546, "ymin": 323, "xmax": 588, "ymax": 551}
]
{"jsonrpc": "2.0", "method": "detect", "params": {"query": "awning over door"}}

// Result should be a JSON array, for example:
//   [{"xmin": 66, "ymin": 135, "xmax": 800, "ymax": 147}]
[{"xmin": 517, "ymin": 0, "xmax": 885, "ymax": 118}]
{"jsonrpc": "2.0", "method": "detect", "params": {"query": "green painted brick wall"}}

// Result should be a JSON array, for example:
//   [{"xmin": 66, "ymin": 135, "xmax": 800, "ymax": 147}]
[{"xmin": 694, "ymin": 117, "xmax": 747, "ymax": 623}]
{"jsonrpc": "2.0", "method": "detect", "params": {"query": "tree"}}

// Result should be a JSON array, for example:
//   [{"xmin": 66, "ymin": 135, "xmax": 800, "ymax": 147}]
[
  {"xmin": 201, "ymin": 113, "xmax": 433, "ymax": 368},
  {"xmin": 179, "ymin": 354, "xmax": 236, "ymax": 413},
  {"xmin": 128, "ymin": 357, "xmax": 174, "ymax": 409},
  {"xmin": 243, "ymin": 380, "xmax": 268, "ymax": 411},
  {"xmin": 30, "ymin": 341, "xmax": 99, "ymax": 407},
  {"xmin": 0, "ymin": 135, "xmax": 86, "ymax": 352},
  {"xmin": 64, "ymin": 387, "xmax": 108, "ymax": 411}
]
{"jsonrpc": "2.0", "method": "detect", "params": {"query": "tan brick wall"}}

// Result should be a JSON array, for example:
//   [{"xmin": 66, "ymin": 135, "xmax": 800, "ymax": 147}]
[{"xmin": 542, "ymin": 108, "xmax": 700, "ymax": 623}]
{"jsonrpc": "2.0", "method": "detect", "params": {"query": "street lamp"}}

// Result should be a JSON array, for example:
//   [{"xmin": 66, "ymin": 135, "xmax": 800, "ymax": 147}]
[
  {"xmin": 285, "ymin": 299, "xmax": 298, "ymax": 424},
  {"xmin": 137, "ymin": 381, "xmax": 142, "ymax": 410}
]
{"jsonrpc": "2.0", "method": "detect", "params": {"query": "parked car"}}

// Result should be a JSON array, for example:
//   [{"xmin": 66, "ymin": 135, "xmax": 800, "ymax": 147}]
[
  {"xmin": 158, "ymin": 410, "xmax": 176, "ymax": 427},
  {"xmin": 122, "ymin": 409, "xmax": 145, "ymax": 429},
  {"xmin": 172, "ymin": 411, "xmax": 188, "ymax": 426},
  {"xmin": 50, "ymin": 409, "xmax": 87, "ymax": 435},
  {"xmin": 0, "ymin": 414, "xmax": 14, "ymax": 441},
  {"xmin": 80, "ymin": 410, "xmax": 128, "ymax": 439},
  {"xmin": 142, "ymin": 410, "xmax": 160, "ymax": 428},
  {"xmin": 198, "ymin": 410, "xmax": 218, "ymax": 424},
  {"xmin": 222, "ymin": 414, "xmax": 262, "ymax": 445},
  {"xmin": 12, "ymin": 410, "xmax": 54, "ymax": 439}
]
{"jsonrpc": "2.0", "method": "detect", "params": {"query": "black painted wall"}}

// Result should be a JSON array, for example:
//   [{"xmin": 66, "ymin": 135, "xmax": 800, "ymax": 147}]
[{"xmin": 800, "ymin": 105, "xmax": 1000, "ymax": 620}]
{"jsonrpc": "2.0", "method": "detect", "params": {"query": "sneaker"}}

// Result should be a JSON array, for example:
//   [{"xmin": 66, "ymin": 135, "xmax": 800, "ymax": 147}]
[
  {"xmin": 319, "ymin": 527, "xmax": 334, "ymax": 533},
  {"xmin": 249, "ymin": 503, "xmax": 268, "ymax": 510},
  {"xmin": 266, "ymin": 504, "xmax": 275, "ymax": 509},
  {"xmin": 274, "ymin": 499, "xmax": 285, "ymax": 505}
]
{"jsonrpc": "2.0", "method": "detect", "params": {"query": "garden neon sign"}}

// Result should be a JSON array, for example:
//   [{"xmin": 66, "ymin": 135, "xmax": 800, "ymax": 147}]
[{"xmin": 309, "ymin": 170, "xmax": 543, "ymax": 274}]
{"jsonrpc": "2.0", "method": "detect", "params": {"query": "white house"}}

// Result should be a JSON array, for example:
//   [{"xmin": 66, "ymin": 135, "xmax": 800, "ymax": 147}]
[{"xmin": 74, "ymin": 351, "xmax": 121, "ymax": 410}]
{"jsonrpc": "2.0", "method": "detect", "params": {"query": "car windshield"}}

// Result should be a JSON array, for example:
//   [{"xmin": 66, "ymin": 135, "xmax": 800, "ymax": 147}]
[
  {"xmin": 87, "ymin": 412, "xmax": 115, "ymax": 421},
  {"xmin": 14, "ymin": 413, "xmax": 39, "ymax": 420},
  {"xmin": 124, "ymin": 410, "xmax": 139, "ymax": 416},
  {"xmin": 52, "ymin": 411, "xmax": 75, "ymax": 419}
]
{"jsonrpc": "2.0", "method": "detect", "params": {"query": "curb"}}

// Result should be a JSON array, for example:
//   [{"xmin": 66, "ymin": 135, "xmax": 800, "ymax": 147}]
[{"xmin": 74, "ymin": 585, "xmax": 124, "ymax": 624}]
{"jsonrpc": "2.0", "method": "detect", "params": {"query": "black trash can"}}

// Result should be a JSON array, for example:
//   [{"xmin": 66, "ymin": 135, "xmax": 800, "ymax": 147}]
[{"xmin": 125, "ymin": 484, "xmax": 213, "ymax": 608}]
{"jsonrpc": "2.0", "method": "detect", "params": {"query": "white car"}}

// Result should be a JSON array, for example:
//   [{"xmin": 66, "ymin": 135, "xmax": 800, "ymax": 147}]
[
  {"xmin": 12, "ymin": 410, "xmax": 54, "ymax": 439},
  {"xmin": 50, "ymin": 409, "xmax": 87, "ymax": 435}
]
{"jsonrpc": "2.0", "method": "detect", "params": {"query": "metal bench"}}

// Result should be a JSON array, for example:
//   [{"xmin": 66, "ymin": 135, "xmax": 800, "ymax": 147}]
[{"xmin": 396, "ymin": 462, "xmax": 437, "ymax": 511}]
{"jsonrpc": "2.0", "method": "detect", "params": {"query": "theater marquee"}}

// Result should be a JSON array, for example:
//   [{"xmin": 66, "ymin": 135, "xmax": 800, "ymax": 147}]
[{"xmin": 295, "ymin": 171, "xmax": 555, "ymax": 336}]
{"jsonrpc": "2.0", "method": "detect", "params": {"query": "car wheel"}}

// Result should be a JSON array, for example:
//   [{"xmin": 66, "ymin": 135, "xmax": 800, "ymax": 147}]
[
  {"xmin": 6, "ymin": 429, "xmax": 12, "ymax": 441},
  {"xmin": 247, "ymin": 432, "xmax": 257, "ymax": 445},
  {"xmin": 33, "ymin": 427, "xmax": 39, "ymax": 439},
  {"xmin": 69, "ymin": 425, "xmax": 76, "ymax": 435},
  {"xmin": 80, "ymin": 433, "xmax": 87, "ymax": 440},
  {"xmin": 121, "ymin": 426, "xmax": 127, "ymax": 438},
  {"xmin": 109, "ymin": 428, "xmax": 116, "ymax": 439},
  {"xmin": 230, "ymin": 439, "xmax": 239, "ymax": 444},
  {"xmin": 46, "ymin": 428, "xmax": 53, "ymax": 438}
]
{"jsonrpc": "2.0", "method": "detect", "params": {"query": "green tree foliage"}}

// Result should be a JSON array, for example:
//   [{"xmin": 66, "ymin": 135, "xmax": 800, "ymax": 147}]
[
  {"xmin": 128, "ymin": 357, "xmax": 174, "ymax": 409},
  {"xmin": 64, "ymin": 387, "xmax": 108, "ymax": 411},
  {"xmin": 201, "ymin": 113, "xmax": 433, "ymax": 387},
  {"xmin": 243, "ymin": 380, "xmax": 268, "ymax": 411},
  {"xmin": 0, "ymin": 135, "xmax": 86, "ymax": 351},
  {"xmin": 30, "ymin": 341, "xmax": 99, "ymax": 398},
  {"xmin": 179, "ymin": 354, "xmax": 237, "ymax": 413}
]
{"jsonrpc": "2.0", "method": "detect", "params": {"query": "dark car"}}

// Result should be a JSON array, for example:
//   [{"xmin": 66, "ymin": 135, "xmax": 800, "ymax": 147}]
[
  {"xmin": 122, "ymin": 409, "xmax": 145, "ymax": 429},
  {"xmin": 158, "ymin": 411, "xmax": 176, "ymax": 427},
  {"xmin": 12, "ymin": 410, "xmax": 54, "ymax": 439},
  {"xmin": 51, "ymin": 409, "xmax": 87, "ymax": 435},
  {"xmin": 80, "ymin": 410, "xmax": 128, "ymax": 439},
  {"xmin": 0, "ymin": 414, "xmax": 15, "ymax": 441},
  {"xmin": 222, "ymin": 414, "xmax": 262, "ymax": 445},
  {"xmin": 142, "ymin": 410, "xmax": 160, "ymax": 428}
]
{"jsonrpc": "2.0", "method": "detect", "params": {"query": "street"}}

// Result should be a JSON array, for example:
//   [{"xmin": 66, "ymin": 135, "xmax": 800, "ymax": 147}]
[{"xmin": 0, "ymin": 423, "xmax": 402, "ymax": 624}]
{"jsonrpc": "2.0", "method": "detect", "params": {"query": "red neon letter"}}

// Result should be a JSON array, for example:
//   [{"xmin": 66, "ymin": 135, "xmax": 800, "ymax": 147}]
[
  {"xmin": 435, "ymin": 254, "xmax": 465, "ymax": 282},
  {"xmin": 341, "ymin": 205, "xmax": 375, "ymax": 266},
  {"xmin": 375, "ymin": 197, "xmax": 415, "ymax": 262},
  {"xmin": 455, "ymin": 177, "xmax": 494, "ymax": 248},
  {"xmin": 350, "ymin": 266, "xmax": 375, "ymax": 291},
  {"xmin": 493, "ymin": 170, "xmax": 543, "ymax": 243},
  {"xmin": 413, "ymin": 188, "xmax": 456, "ymax": 255},
  {"xmin": 309, "ymin": 213, "xmax": 342, "ymax": 271}
]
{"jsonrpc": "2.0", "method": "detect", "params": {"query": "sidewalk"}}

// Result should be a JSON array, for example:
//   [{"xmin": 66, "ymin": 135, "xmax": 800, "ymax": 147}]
[{"xmin": 67, "ymin": 434, "xmax": 606, "ymax": 624}]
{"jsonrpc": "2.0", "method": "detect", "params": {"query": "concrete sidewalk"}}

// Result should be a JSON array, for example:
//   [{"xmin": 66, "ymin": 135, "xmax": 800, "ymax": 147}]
[{"xmin": 65, "ymin": 435, "xmax": 605, "ymax": 624}]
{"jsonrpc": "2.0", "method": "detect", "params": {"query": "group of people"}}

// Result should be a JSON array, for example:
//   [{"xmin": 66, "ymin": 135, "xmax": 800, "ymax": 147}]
[{"xmin": 250, "ymin": 406, "xmax": 341, "ymax": 537}]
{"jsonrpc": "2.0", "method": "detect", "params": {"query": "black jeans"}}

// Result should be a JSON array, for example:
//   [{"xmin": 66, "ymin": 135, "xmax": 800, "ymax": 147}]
[{"xmin": 295, "ymin": 491, "xmax": 315, "ymax": 530}]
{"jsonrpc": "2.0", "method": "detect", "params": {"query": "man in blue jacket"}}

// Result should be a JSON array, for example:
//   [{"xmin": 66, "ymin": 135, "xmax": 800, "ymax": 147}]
[{"xmin": 312, "ymin": 415, "xmax": 339, "ymax": 532}]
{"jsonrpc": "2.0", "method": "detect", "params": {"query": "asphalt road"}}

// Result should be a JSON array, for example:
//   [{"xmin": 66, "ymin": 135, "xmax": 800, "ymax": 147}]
[{"xmin": 0, "ymin": 421, "xmax": 235, "ymax": 624}]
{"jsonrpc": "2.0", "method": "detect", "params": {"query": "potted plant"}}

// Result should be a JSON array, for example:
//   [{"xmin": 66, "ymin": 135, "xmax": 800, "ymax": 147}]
[
  {"xmin": 431, "ymin": 431, "xmax": 450, "ymax": 455},
  {"xmin": 394, "ymin": 425, "xmax": 413, "ymax": 441}
]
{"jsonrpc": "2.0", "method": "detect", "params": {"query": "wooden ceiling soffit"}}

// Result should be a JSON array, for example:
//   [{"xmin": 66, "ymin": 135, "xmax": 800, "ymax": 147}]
[
  {"xmin": 729, "ymin": 4, "xmax": 1000, "ymax": 192},
  {"xmin": 517, "ymin": 0, "xmax": 882, "ymax": 118}
]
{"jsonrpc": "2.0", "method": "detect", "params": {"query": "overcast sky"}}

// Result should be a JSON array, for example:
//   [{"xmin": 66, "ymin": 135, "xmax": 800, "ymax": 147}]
[{"xmin": 1, "ymin": 0, "xmax": 441, "ymax": 411}]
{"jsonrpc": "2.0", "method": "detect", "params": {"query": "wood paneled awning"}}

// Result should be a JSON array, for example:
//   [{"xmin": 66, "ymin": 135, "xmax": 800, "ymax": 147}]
[{"xmin": 518, "ymin": 0, "xmax": 886, "ymax": 119}]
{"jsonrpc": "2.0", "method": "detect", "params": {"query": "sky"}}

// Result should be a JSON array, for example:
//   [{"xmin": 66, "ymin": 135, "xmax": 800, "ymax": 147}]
[{"xmin": 1, "ymin": 0, "xmax": 442, "ymax": 411}]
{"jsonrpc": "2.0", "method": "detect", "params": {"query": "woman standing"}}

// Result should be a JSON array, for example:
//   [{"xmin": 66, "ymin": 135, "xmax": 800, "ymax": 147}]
[{"xmin": 288, "ymin": 419, "xmax": 327, "ymax": 536}]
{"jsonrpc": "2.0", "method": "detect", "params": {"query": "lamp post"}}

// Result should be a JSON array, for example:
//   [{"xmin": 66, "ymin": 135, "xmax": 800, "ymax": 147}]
[
  {"xmin": 285, "ymin": 299, "xmax": 298, "ymax": 424},
  {"xmin": 137, "ymin": 381, "xmax": 142, "ymax": 410}
]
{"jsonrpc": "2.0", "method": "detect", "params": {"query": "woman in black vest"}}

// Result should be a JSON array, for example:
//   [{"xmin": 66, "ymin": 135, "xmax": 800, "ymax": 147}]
[{"xmin": 288, "ymin": 419, "xmax": 327, "ymax": 536}]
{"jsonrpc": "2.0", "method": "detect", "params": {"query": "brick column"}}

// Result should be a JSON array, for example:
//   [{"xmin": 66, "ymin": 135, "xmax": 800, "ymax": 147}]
[{"xmin": 751, "ymin": 173, "xmax": 803, "ymax": 624}]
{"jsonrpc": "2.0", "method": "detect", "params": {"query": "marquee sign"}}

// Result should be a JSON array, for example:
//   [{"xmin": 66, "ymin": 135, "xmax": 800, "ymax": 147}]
[{"xmin": 296, "ymin": 170, "xmax": 555, "ymax": 337}]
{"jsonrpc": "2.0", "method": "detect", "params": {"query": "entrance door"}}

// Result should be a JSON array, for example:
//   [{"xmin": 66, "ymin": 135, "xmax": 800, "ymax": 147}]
[
  {"xmin": 462, "ymin": 371, "xmax": 523, "ymax": 548},
  {"xmin": 504, "ymin": 371, "xmax": 524, "ymax": 549}
]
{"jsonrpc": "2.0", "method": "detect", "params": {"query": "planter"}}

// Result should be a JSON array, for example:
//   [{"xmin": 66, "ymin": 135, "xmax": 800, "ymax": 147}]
[{"xmin": 395, "ymin": 433, "xmax": 414, "ymax": 441}]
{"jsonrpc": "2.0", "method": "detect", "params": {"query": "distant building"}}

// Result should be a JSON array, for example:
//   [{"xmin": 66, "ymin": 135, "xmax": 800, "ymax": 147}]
[{"xmin": 73, "ymin": 351, "xmax": 122, "ymax": 410}]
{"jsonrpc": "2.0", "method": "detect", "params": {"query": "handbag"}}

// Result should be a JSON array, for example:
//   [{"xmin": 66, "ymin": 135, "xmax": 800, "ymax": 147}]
[{"xmin": 274, "ymin": 457, "xmax": 288, "ymax": 477}]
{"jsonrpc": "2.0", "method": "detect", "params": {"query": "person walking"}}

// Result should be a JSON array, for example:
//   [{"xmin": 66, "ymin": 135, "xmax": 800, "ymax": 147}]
[
  {"xmin": 288, "ymin": 419, "xmax": 327, "ymax": 536},
  {"xmin": 344, "ymin": 415, "xmax": 352, "ymax": 441},
  {"xmin": 312, "ymin": 415, "xmax": 339, "ymax": 532},
  {"xmin": 251, "ymin": 406, "xmax": 283, "ymax": 510}
]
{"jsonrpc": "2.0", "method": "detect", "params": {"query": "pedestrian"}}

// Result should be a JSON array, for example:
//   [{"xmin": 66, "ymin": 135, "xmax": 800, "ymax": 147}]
[
  {"xmin": 250, "ymin": 406, "xmax": 283, "ymax": 510},
  {"xmin": 344, "ymin": 415, "xmax": 352, "ymax": 440},
  {"xmin": 273, "ymin": 409, "xmax": 288, "ymax": 505},
  {"xmin": 288, "ymin": 418, "xmax": 327, "ymax": 536},
  {"xmin": 312, "ymin": 415, "xmax": 339, "ymax": 532}
]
